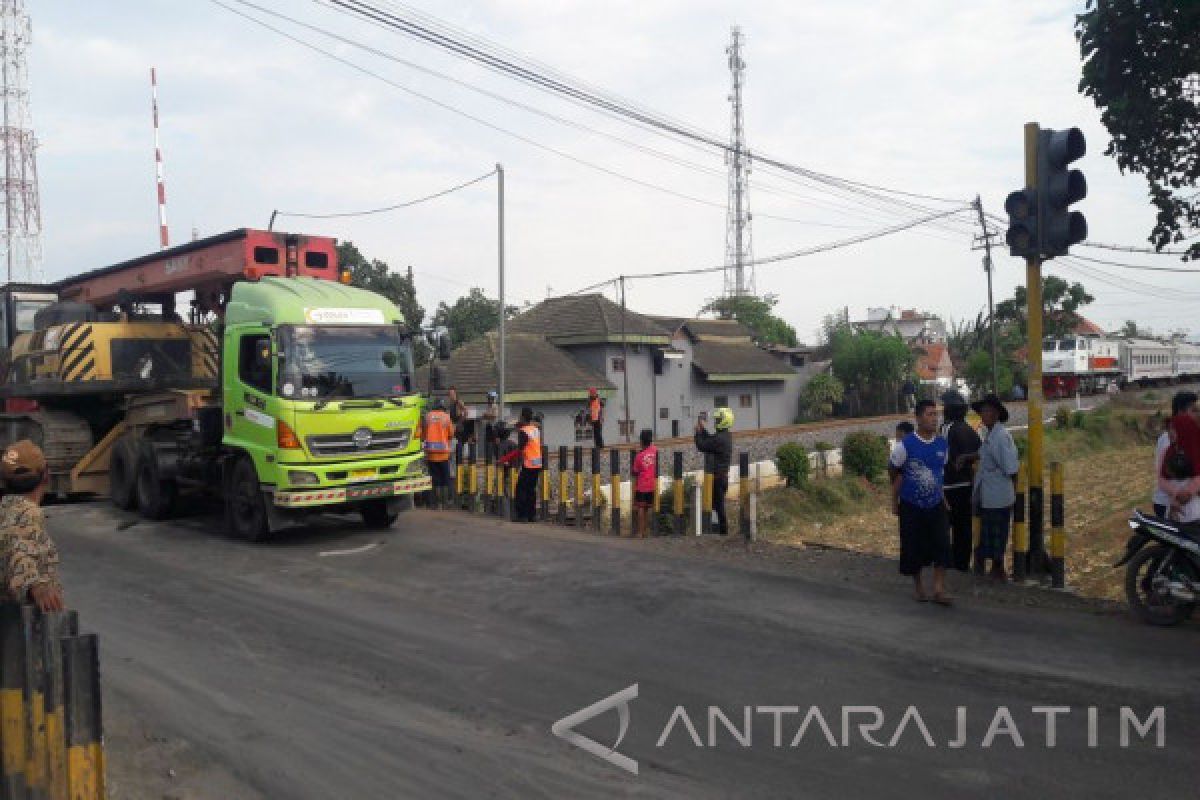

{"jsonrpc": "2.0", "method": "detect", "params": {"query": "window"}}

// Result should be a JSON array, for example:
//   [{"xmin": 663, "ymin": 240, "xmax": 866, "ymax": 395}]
[
  {"xmin": 659, "ymin": 407, "xmax": 669, "ymax": 419},
  {"xmin": 304, "ymin": 251, "xmax": 329, "ymax": 268},
  {"xmin": 253, "ymin": 246, "xmax": 280, "ymax": 265},
  {"xmin": 630, "ymin": 343, "xmax": 643, "ymax": 354},
  {"xmin": 739, "ymin": 394, "xmax": 753, "ymax": 408},
  {"xmin": 618, "ymin": 419, "xmax": 636, "ymax": 436},
  {"xmin": 714, "ymin": 395, "xmax": 729, "ymax": 408},
  {"xmin": 239, "ymin": 334, "xmax": 273, "ymax": 393},
  {"xmin": 611, "ymin": 357, "xmax": 625, "ymax": 372}
]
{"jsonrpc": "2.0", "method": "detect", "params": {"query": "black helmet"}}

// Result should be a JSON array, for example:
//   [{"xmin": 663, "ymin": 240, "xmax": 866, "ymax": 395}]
[{"xmin": 940, "ymin": 389, "xmax": 967, "ymax": 409}]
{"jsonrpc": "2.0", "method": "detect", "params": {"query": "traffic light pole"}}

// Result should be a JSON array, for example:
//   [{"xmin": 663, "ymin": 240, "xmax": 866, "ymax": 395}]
[{"xmin": 1023, "ymin": 122, "xmax": 1047, "ymax": 580}]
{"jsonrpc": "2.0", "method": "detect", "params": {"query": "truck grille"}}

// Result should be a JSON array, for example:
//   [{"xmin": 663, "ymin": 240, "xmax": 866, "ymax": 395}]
[{"xmin": 306, "ymin": 428, "xmax": 412, "ymax": 457}]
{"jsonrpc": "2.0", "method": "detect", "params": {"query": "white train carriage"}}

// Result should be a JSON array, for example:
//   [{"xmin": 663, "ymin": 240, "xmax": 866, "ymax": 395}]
[
  {"xmin": 1040, "ymin": 335, "xmax": 1120, "ymax": 397},
  {"xmin": 1119, "ymin": 338, "xmax": 1176, "ymax": 386},
  {"xmin": 1175, "ymin": 341, "xmax": 1200, "ymax": 381}
]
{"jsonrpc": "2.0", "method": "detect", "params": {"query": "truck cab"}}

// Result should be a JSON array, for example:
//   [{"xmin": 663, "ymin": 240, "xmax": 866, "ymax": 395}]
[
  {"xmin": 215, "ymin": 276, "xmax": 430, "ymax": 538},
  {"xmin": 0, "ymin": 282, "xmax": 57, "ymax": 356}
]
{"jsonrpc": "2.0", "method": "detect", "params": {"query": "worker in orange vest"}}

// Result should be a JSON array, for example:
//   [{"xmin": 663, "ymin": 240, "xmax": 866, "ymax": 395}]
[
  {"xmin": 587, "ymin": 387, "xmax": 605, "ymax": 449},
  {"xmin": 500, "ymin": 406, "xmax": 543, "ymax": 523},
  {"xmin": 421, "ymin": 398, "xmax": 455, "ymax": 509}
]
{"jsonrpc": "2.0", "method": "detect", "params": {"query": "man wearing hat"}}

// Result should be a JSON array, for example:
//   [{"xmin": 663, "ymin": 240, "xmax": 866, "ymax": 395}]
[
  {"xmin": 940, "ymin": 390, "xmax": 981, "ymax": 572},
  {"xmin": 962, "ymin": 394, "xmax": 1020, "ymax": 581},
  {"xmin": 0, "ymin": 440, "xmax": 64, "ymax": 611}
]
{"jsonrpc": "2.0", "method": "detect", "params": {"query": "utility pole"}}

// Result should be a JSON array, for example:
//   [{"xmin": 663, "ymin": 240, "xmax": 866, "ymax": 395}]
[
  {"xmin": 972, "ymin": 194, "xmax": 999, "ymax": 393},
  {"xmin": 497, "ymin": 163, "xmax": 506, "ymax": 419},
  {"xmin": 618, "ymin": 275, "xmax": 632, "ymax": 443},
  {"xmin": 1022, "ymin": 123, "xmax": 1047, "ymax": 579},
  {"xmin": 723, "ymin": 26, "xmax": 754, "ymax": 299}
]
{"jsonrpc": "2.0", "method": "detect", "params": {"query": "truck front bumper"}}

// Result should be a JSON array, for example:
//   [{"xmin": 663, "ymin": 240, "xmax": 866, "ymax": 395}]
[{"xmin": 272, "ymin": 475, "xmax": 432, "ymax": 508}]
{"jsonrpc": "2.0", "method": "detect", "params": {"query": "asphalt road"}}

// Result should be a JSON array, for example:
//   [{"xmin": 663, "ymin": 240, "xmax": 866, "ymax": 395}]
[{"xmin": 48, "ymin": 503, "xmax": 1200, "ymax": 799}]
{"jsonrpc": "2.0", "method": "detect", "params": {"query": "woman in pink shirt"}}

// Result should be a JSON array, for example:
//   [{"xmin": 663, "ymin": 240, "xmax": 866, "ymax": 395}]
[{"xmin": 631, "ymin": 429, "xmax": 658, "ymax": 539}]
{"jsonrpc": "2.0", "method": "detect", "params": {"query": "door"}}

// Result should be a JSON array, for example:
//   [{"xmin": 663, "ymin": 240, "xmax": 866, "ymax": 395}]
[{"xmin": 224, "ymin": 327, "xmax": 279, "ymax": 472}]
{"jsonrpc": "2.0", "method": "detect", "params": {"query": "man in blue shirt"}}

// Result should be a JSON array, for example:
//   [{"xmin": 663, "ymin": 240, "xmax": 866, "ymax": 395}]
[{"xmin": 889, "ymin": 399, "xmax": 954, "ymax": 605}]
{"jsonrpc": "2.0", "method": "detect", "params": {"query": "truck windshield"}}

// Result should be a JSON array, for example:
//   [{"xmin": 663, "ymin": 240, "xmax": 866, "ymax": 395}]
[
  {"xmin": 14, "ymin": 299, "xmax": 52, "ymax": 332},
  {"xmin": 277, "ymin": 325, "xmax": 414, "ymax": 400}
]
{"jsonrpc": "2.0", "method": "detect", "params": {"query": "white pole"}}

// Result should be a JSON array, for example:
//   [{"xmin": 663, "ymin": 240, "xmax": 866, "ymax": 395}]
[{"xmin": 497, "ymin": 163, "xmax": 506, "ymax": 419}]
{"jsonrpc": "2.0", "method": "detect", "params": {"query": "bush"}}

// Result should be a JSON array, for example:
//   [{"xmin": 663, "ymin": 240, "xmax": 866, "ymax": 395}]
[
  {"xmin": 1054, "ymin": 407, "xmax": 1071, "ymax": 430},
  {"xmin": 841, "ymin": 431, "xmax": 890, "ymax": 480},
  {"xmin": 775, "ymin": 442, "xmax": 811, "ymax": 487},
  {"xmin": 1070, "ymin": 410, "xmax": 1086, "ymax": 429}
]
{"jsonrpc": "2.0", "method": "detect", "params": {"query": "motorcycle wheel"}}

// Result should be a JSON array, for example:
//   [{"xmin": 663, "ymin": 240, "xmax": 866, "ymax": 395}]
[{"xmin": 1125, "ymin": 544, "xmax": 1198, "ymax": 627}]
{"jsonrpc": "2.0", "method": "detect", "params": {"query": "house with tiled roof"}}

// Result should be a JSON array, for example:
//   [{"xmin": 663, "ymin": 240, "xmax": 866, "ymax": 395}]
[
  {"xmin": 913, "ymin": 342, "xmax": 954, "ymax": 387},
  {"xmin": 434, "ymin": 294, "xmax": 815, "ymax": 444}
]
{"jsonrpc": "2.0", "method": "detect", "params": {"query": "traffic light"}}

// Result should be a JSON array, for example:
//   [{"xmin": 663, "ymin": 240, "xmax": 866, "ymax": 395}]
[
  {"xmin": 1005, "ymin": 188, "xmax": 1038, "ymax": 258},
  {"xmin": 1036, "ymin": 127, "xmax": 1087, "ymax": 257}
]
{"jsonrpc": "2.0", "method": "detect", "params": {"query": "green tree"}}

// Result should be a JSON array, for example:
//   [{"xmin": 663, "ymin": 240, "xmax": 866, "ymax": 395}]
[
  {"xmin": 432, "ymin": 288, "xmax": 517, "ymax": 348},
  {"xmin": 962, "ymin": 350, "xmax": 1013, "ymax": 397},
  {"xmin": 946, "ymin": 311, "xmax": 988, "ymax": 367},
  {"xmin": 1118, "ymin": 319, "xmax": 1142, "ymax": 338},
  {"xmin": 699, "ymin": 293, "xmax": 798, "ymax": 347},
  {"xmin": 1077, "ymin": 1, "xmax": 1200, "ymax": 258},
  {"xmin": 337, "ymin": 241, "xmax": 429, "ymax": 364},
  {"xmin": 830, "ymin": 330, "xmax": 914, "ymax": 415},
  {"xmin": 800, "ymin": 372, "xmax": 844, "ymax": 419},
  {"xmin": 994, "ymin": 276, "xmax": 1094, "ymax": 337}
]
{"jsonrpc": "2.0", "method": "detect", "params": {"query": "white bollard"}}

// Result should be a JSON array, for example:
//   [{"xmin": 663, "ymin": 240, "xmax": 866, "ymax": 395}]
[{"xmin": 693, "ymin": 481, "xmax": 702, "ymax": 536}]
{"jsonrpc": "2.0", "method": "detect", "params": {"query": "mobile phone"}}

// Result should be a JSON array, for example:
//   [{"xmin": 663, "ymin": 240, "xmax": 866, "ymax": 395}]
[{"xmin": 699, "ymin": 411, "xmax": 708, "ymax": 422}]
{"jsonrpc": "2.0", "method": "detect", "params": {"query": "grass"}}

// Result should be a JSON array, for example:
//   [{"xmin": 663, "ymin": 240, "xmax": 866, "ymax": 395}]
[{"xmin": 758, "ymin": 407, "xmax": 1165, "ymax": 599}]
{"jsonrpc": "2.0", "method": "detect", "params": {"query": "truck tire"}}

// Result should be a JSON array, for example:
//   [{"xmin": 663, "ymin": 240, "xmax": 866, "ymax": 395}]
[
  {"xmin": 360, "ymin": 498, "xmax": 399, "ymax": 529},
  {"xmin": 226, "ymin": 457, "xmax": 271, "ymax": 542},
  {"xmin": 135, "ymin": 440, "xmax": 177, "ymax": 520},
  {"xmin": 109, "ymin": 436, "xmax": 139, "ymax": 511}
]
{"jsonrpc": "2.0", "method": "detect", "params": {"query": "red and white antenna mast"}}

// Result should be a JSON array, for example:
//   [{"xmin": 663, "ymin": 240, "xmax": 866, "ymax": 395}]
[{"xmin": 150, "ymin": 66, "xmax": 169, "ymax": 249}]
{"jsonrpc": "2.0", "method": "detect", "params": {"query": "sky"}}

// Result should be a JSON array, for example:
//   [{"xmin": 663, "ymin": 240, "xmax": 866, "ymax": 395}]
[{"xmin": 26, "ymin": 0, "xmax": 1198, "ymax": 341}]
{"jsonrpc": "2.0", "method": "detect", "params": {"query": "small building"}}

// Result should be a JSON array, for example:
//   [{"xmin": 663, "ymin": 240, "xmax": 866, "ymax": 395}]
[
  {"xmin": 432, "ymin": 294, "xmax": 813, "ymax": 445},
  {"xmin": 854, "ymin": 307, "xmax": 947, "ymax": 344}
]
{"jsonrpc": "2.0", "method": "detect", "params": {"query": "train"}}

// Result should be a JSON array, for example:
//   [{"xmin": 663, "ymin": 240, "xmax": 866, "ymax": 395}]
[{"xmin": 1041, "ymin": 335, "xmax": 1200, "ymax": 398}]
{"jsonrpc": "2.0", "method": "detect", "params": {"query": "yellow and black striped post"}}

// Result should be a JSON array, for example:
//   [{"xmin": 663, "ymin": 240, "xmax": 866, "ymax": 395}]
[
  {"xmin": 508, "ymin": 463, "xmax": 519, "ymax": 506},
  {"xmin": 62, "ymin": 635, "xmax": 104, "ymax": 800},
  {"xmin": 738, "ymin": 452, "xmax": 751, "ymax": 540},
  {"xmin": 557, "ymin": 445, "xmax": 569, "ymax": 526},
  {"xmin": 610, "ymin": 448, "xmax": 622, "ymax": 536},
  {"xmin": 539, "ymin": 444, "xmax": 550, "ymax": 521},
  {"xmin": 1050, "ymin": 461, "xmax": 1066, "ymax": 588},
  {"xmin": 1, "ymin": 604, "xmax": 27, "ymax": 799},
  {"xmin": 454, "ymin": 441, "xmax": 466, "ymax": 505},
  {"xmin": 22, "ymin": 606, "xmax": 48, "ymax": 800},
  {"xmin": 483, "ymin": 446, "xmax": 495, "ymax": 516},
  {"xmin": 590, "ymin": 449, "xmax": 602, "ymax": 531},
  {"xmin": 573, "ymin": 446, "xmax": 584, "ymax": 527},
  {"xmin": 467, "ymin": 446, "xmax": 479, "ymax": 514},
  {"xmin": 41, "ymin": 611, "xmax": 76, "ymax": 800},
  {"xmin": 1012, "ymin": 461, "xmax": 1028, "ymax": 582},
  {"xmin": 702, "ymin": 454, "xmax": 715, "ymax": 535},
  {"xmin": 672, "ymin": 452, "xmax": 684, "ymax": 536}
]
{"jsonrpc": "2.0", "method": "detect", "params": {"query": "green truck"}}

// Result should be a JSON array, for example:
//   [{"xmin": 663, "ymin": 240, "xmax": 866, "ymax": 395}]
[{"xmin": 0, "ymin": 229, "xmax": 436, "ymax": 540}]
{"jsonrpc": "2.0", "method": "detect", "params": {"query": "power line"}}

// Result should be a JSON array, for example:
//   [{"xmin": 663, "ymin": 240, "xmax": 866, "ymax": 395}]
[
  {"xmin": 269, "ymin": 168, "xmax": 496, "ymax": 226},
  {"xmin": 1068, "ymin": 252, "xmax": 1200, "ymax": 273},
  {"xmin": 1081, "ymin": 240, "xmax": 1192, "ymax": 256},
  {"xmin": 318, "ymin": 0, "xmax": 968, "ymax": 209},
  {"xmin": 566, "ymin": 206, "xmax": 970, "ymax": 292}
]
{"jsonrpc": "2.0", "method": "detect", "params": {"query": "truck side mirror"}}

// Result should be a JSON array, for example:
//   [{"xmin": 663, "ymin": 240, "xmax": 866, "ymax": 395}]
[
  {"xmin": 430, "ymin": 365, "xmax": 448, "ymax": 392},
  {"xmin": 438, "ymin": 334, "xmax": 452, "ymax": 361}
]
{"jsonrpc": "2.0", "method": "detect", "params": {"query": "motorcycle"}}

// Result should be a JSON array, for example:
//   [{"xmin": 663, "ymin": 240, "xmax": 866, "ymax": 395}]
[{"xmin": 1115, "ymin": 510, "xmax": 1200, "ymax": 626}]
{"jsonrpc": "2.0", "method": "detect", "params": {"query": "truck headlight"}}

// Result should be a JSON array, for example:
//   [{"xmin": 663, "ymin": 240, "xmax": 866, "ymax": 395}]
[{"xmin": 289, "ymin": 470, "xmax": 320, "ymax": 486}]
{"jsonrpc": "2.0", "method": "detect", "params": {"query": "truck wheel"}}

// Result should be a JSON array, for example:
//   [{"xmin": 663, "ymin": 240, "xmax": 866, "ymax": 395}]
[
  {"xmin": 109, "ymin": 436, "xmax": 138, "ymax": 511},
  {"xmin": 135, "ymin": 441, "xmax": 177, "ymax": 520},
  {"xmin": 226, "ymin": 457, "xmax": 271, "ymax": 542},
  {"xmin": 360, "ymin": 499, "xmax": 399, "ymax": 529}
]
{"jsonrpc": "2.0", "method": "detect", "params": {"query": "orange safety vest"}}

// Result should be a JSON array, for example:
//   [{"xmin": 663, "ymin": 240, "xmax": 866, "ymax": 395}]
[
  {"xmin": 423, "ymin": 410, "xmax": 453, "ymax": 461},
  {"xmin": 588, "ymin": 397, "xmax": 602, "ymax": 423},
  {"xmin": 519, "ymin": 423, "xmax": 543, "ymax": 469}
]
